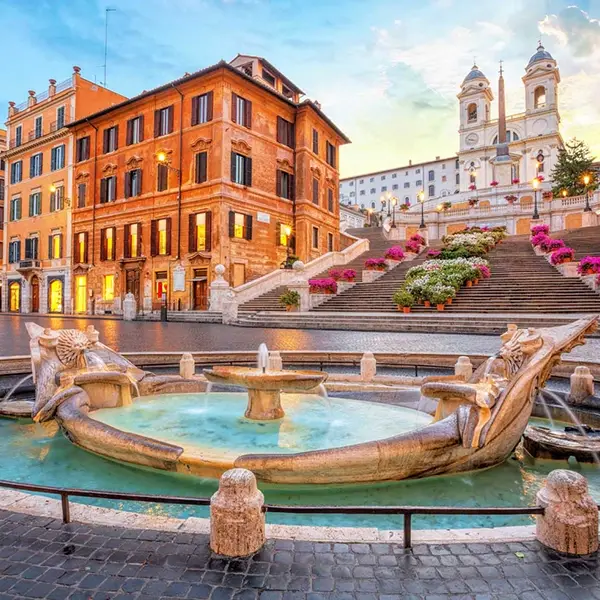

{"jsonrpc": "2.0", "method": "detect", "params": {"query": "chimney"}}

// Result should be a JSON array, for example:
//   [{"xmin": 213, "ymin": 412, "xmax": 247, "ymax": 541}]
[
  {"xmin": 436, "ymin": 156, "xmax": 440, "ymax": 160},
  {"xmin": 72, "ymin": 65, "xmax": 81, "ymax": 86},
  {"xmin": 314, "ymin": 100, "xmax": 322, "ymax": 110},
  {"xmin": 8, "ymin": 101, "xmax": 16, "ymax": 118},
  {"xmin": 408, "ymin": 159, "xmax": 412, "ymax": 166},
  {"xmin": 27, "ymin": 90, "xmax": 36, "ymax": 108},
  {"xmin": 49, "ymin": 79, "xmax": 56, "ymax": 97}
]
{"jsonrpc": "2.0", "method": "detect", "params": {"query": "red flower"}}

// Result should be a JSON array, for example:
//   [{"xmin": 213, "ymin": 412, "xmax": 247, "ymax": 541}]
[
  {"xmin": 511, "ymin": 178, "xmax": 520, "ymax": 184},
  {"xmin": 490, "ymin": 180, "xmax": 499, "ymax": 187}
]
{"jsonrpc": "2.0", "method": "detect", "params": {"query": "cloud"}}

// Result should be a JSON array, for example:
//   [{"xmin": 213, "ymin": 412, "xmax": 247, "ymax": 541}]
[{"xmin": 540, "ymin": 6, "xmax": 600, "ymax": 57}]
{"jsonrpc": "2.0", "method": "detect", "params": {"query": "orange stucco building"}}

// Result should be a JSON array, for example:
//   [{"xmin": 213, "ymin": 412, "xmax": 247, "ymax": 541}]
[
  {"xmin": 0, "ymin": 128, "xmax": 6, "ymax": 296},
  {"xmin": 1, "ymin": 67, "xmax": 125, "ymax": 314},
  {"xmin": 68, "ymin": 56, "xmax": 349, "ymax": 315}
]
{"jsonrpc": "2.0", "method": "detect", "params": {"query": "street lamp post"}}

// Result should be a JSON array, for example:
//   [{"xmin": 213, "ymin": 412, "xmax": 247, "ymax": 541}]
[
  {"xmin": 583, "ymin": 174, "xmax": 592, "ymax": 212},
  {"xmin": 391, "ymin": 196, "xmax": 397, "ymax": 228},
  {"xmin": 418, "ymin": 190, "xmax": 425, "ymax": 229},
  {"xmin": 532, "ymin": 177, "xmax": 540, "ymax": 220}
]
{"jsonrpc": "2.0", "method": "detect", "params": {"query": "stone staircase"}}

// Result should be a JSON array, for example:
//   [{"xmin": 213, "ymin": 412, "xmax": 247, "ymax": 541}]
[
  {"xmin": 238, "ymin": 227, "xmax": 397, "ymax": 313},
  {"xmin": 555, "ymin": 226, "xmax": 600, "ymax": 259}
]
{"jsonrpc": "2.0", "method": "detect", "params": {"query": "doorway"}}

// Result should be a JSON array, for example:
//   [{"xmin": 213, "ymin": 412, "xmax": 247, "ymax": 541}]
[
  {"xmin": 31, "ymin": 276, "xmax": 39, "ymax": 313},
  {"xmin": 232, "ymin": 263, "xmax": 246, "ymax": 288},
  {"xmin": 48, "ymin": 279, "xmax": 64, "ymax": 314},
  {"xmin": 126, "ymin": 269, "xmax": 141, "ymax": 309},
  {"xmin": 75, "ymin": 275, "xmax": 87, "ymax": 314},
  {"xmin": 9, "ymin": 282, "xmax": 20, "ymax": 312},
  {"xmin": 192, "ymin": 269, "xmax": 208, "ymax": 310}
]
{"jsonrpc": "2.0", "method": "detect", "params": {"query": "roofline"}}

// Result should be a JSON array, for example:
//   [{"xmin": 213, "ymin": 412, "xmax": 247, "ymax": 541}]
[
  {"xmin": 340, "ymin": 156, "xmax": 457, "ymax": 182},
  {"xmin": 230, "ymin": 54, "xmax": 305, "ymax": 95},
  {"xmin": 68, "ymin": 60, "xmax": 350, "ymax": 143}
]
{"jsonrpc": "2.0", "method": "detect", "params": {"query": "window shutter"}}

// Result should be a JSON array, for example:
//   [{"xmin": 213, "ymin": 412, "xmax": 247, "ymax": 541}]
[
  {"xmin": 245, "ymin": 99, "xmax": 252, "ymax": 129},
  {"xmin": 232, "ymin": 93, "xmax": 238, "ymax": 123},
  {"xmin": 166, "ymin": 218, "xmax": 172, "ymax": 255},
  {"xmin": 100, "ymin": 178, "xmax": 107, "ymax": 203},
  {"xmin": 277, "ymin": 117, "xmax": 283, "ymax": 144},
  {"xmin": 276, "ymin": 170, "xmax": 282, "ymax": 197},
  {"xmin": 154, "ymin": 109, "xmax": 161, "ymax": 137},
  {"xmin": 124, "ymin": 224, "xmax": 131, "ymax": 258},
  {"xmin": 103, "ymin": 128, "xmax": 109, "ymax": 153},
  {"xmin": 124, "ymin": 172, "xmax": 131, "ymax": 198},
  {"xmin": 230, "ymin": 152, "xmax": 236, "ymax": 182},
  {"xmin": 191, "ymin": 96, "xmax": 199, "ymax": 126},
  {"xmin": 17, "ymin": 199, "xmax": 21, "ymax": 220},
  {"xmin": 100, "ymin": 229, "xmax": 106, "ymax": 261},
  {"xmin": 138, "ymin": 115, "xmax": 144, "ymax": 142},
  {"xmin": 245, "ymin": 214, "xmax": 253, "ymax": 241},
  {"xmin": 228, "ymin": 211, "xmax": 235, "ymax": 238},
  {"xmin": 290, "ymin": 123, "xmax": 295, "ymax": 149},
  {"xmin": 126, "ymin": 119, "xmax": 133, "ymax": 145},
  {"xmin": 48, "ymin": 235, "xmax": 52, "ymax": 259},
  {"xmin": 83, "ymin": 232, "xmax": 88, "ymax": 264},
  {"xmin": 73, "ymin": 235, "xmax": 78, "ymax": 263},
  {"xmin": 59, "ymin": 234, "xmax": 63, "ymax": 259},
  {"xmin": 29, "ymin": 157, "xmax": 34, "ymax": 179},
  {"xmin": 167, "ymin": 105, "xmax": 174, "ymax": 133},
  {"xmin": 244, "ymin": 157, "xmax": 252, "ymax": 187},
  {"xmin": 150, "ymin": 220, "xmax": 157, "ymax": 257},
  {"xmin": 196, "ymin": 152, "xmax": 207, "ymax": 184},
  {"xmin": 276, "ymin": 222, "xmax": 281, "ymax": 246},
  {"xmin": 205, "ymin": 211, "xmax": 212, "ymax": 252},
  {"xmin": 289, "ymin": 174, "xmax": 295, "ymax": 201},
  {"xmin": 112, "ymin": 176, "xmax": 117, "ymax": 201},
  {"xmin": 206, "ymin": 91, "xmax": 214, "ymax": 121},
  {"xmin": 25, "ymin": 238, "xmax": 31, "ymax": 259},
  {"xmin": 137, "ymin": 222, "xmax": 142, "ymax": 256},
  {"xmin": 188, "ymin": 213, "xmax": 196, "ymax": 252},
  {"xmin": 137, "ymin": 169, "xmax": 143, "ymax": 196},
  {"xmin": 29, "ymin": 195, "xmax": 33, "ymax": 217}
]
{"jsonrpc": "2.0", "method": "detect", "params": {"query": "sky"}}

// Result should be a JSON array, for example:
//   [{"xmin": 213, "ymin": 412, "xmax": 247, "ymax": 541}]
[{"xmin": 2, "ymin": 0, "xmax": 600, "ymax": 178}]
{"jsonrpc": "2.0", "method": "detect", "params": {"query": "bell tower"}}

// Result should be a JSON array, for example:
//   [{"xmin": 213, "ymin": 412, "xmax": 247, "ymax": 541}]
[
  {"xmin": 523, "ymin": 42, "xmax": 560, "ymax": 116},
  {"xmin": 458, "ymin": 64, "xmax": 493, "ymax": 152}
]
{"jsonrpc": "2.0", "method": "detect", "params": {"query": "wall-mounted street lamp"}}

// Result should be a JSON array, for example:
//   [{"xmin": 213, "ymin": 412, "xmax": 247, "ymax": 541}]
[{"xmin": 418, "ymin": 190, "xmax": 425, "ymax": 229}]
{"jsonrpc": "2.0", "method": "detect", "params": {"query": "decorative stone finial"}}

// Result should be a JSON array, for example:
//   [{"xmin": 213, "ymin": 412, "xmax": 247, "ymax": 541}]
[
  {"xmin": 8, "ymin": 101, "xmax": 15, "ymax": 107},
  {"xmin": 292, "ymin": 260, "xmax": 305, "ymax": 271},
  {"xmin": 360, "ymin": 352, "xmax": 377, "ymax": 381},
  {"xmin": 28, "ymin": 90, "xmax": 36, "ymax": 97},
  {"xmin": 268, "ymin": 351, "xmax": 283, "ymax": 371},
  {"xmin": 73, "ymin": 66, "xmax": 81, "ymax": 74},
  {"xmin": 536, "ymin": 469, "xmax": 598, "ymax": 555},
  {"xmin": 210, "ymin": 468, "xmax": 265, "ymax": 557},
  {"xmin": 180, "ymin": 353, "xmax": 195, "ymax": 379},
  {"xmin": 215, "ymin": 264, "xmax": 226, "ymax": 277},
  {"xmin": 49, "ymin": 79, "xmax": 56, "ymax": 85}
]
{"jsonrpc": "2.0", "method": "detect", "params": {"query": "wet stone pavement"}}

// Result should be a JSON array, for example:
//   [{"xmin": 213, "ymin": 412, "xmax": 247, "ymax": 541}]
[{"xmin": 0, "ymin": 511, "xmax": 599, "ymax": 600}]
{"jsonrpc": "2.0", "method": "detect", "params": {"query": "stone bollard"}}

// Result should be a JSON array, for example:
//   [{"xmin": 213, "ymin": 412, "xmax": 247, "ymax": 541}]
[
  {"xmin": 568, "ymin": 366, "xmax": 595, "ymax": 405},
  {"xmin": 122, "ymin": 292, "xmax": 137, "ymax": 321},
  {"xmin": 210, "ymin": 468, "xmax": 265, "ymax": 557},
  {"xmin": 180, "ymin": 353, "xmax": 195, "ymax": 379},
  {"xmin": 360, "ymin": 352, "xmax": 377, "ymax": 381},
  {"xmin": 268, "ymin": 351, "xmax": 283, "ymax": 371},
  {"xmin": 455, "ymin": 356, "xmax": 473, "ymax": 381},
  {"xmin": 536, "ymin": 469, "xmax": 599, "ymax": 555}
]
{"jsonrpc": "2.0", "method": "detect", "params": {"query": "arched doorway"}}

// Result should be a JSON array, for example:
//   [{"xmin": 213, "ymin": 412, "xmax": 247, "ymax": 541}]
[
  {"xmin": 30, "ymin": 276, "xmax": 40, "ymax": 313},
  {"xmin": 48, "ymin": 279, "xmax": 64, "ymax": 314},
  {"xmin": 9, "ymin": 282, "xmax": 20, "ymax": 313},
  {"xmin": 75, "ymin": 275, "xmax": 87, "ymax": 314}
]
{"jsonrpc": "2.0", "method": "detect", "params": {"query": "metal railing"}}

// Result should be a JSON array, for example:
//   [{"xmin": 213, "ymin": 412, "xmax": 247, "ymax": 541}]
[{"xmin": 0, "ymin": 478, "xmax": 549, "ymax": 549}]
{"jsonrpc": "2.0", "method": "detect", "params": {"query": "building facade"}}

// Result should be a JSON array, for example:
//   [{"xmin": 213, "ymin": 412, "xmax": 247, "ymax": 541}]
[
  {"xmin": 68, "ymin": 56, "xmax": 348, "ymax": 315},
  {"xmin": 0, "ymin": 68, "xmax": 125, "ymax": 314},
  {"xmin": 340, "ymin": 204, "xmax": 366, "ymax": 231},
  {"xmin": 340, "ymin": 43, "xmax": 563, "ymax": 218},
  {"xmin": 0, "ymin": 128, "xmax": 5, "ymax": 307}
]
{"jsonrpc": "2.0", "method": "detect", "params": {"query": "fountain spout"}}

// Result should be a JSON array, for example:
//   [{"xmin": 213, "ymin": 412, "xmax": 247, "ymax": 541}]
[{"xmin": 257, "ymin": 343, "xmax": 269, "ymax": 374}]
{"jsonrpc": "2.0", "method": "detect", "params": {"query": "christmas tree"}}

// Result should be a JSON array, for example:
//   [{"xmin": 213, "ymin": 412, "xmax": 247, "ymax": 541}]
[{"xmin": 550, "ymin": 138, "xmax": 597, "ymax": 197}]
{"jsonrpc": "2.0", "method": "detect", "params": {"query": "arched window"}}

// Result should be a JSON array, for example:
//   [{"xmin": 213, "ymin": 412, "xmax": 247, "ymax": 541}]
[
  {"xmin": 371, "ymin": 201, "xmax": 375, "ymax": 209},
  {"xmin": 534, "ymin": 86, "xmax": 546, "ymax": 109},
  {"xmin": 428, "ymin": 170, "xmax": 435, "ymax": 182},
  {"xmin": 493, "ymin": 130, "xmax": 520, "ymax": 144},
  {"xmin": 536, "ymin": 151, "xmax": 545, "ymax": 173},
  {"xmin": 485, "ymin": 105, "xmax": 490, "ymax": 121},
  {"xmin": 9, "ymin": 281, "xmax": 20, "ymax": 312},
  {"xmin": 455, "ymin": 173, "xmax": 460, "ymax": 185},
  {"xmin": 467, "ymin": 103, "xmax": 477, "ymax": 122},
  {"xmin": 404, "ymin": 196, "xmax": 409, "ymax": 203},
  {"xmin": 48, "ymin": 279, "xmax": 63, "ymax": 314},
  {"xmin": 428, "ymin": 185, "xmax": 435, "ymax": 197}
]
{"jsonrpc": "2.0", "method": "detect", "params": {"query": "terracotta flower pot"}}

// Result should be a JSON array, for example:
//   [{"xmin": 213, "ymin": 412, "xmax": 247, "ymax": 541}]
[
  {"xmin": 436, "ymin": 303, "xmax": 445, "ymax": 311},
  {"xmin": 424, "ymin": 300, "xmax": 431, "ymax": 308},
  {"xmin": 401, "ymin": 306, "xmax": 411, "ymax": 313},
  {"xmin": 447, "ymin": 298, "xmax": 453, "ymax": 305},
  {"xmin": 466, "ymin": 280, "xmax": 473, "ymax": 288},
  {"xmin": 474, "ymin": 278, "xmax": 479, "ymax": 285},
  {"xmin": 285, "ymin": 305, "xmax": 298, "ymax": 312}
]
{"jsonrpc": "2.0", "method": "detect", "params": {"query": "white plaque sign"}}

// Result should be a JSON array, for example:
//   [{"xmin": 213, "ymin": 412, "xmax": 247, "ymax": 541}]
[
  {"xmin": 172, "ymin": 265, "xmax": 186, "ymax": 292},
  {"xmin": 256, "ymin": 212, "xmax": 270, "ymax": 224}
]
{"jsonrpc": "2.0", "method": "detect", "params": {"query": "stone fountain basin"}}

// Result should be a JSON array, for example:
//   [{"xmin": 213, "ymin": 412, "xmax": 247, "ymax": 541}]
[{"xmin": 203, "ymin": 367, "xmax": 328, "ymax": 391}]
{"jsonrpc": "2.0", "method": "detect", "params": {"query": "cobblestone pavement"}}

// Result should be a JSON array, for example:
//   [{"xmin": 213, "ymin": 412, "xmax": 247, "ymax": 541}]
[{"xmin": 0, "ymin": 510, "xmax": 599, "ymax": 600}]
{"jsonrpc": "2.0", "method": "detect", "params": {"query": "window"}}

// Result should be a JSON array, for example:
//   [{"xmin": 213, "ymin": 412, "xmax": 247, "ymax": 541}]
[
  {"xmin": 10, "ymin": 197, "xmax": 21, "ymax": 221},
  {"xmin": 312, "ymin": 178, "xmax": 319, "ymax": 205},
  {"xmin": 381, "ymin": 186, "xmax": 387, "ymax": 192},
  {"xmin": 126, "ymin": 116, "xmax": 144, "ymax": 145},
  {"xmin": 75, "ymin": 232, "xmax": 88, "ymax": 264},
  {"xmin": 189, "ymin": 211, "xmax": 212, "ymax": 252},
  {"xmin": 381, "ymin": 175, "xmax": 386, "ymax": 181},
  {"xmin": 262, "ymin": 69, "xmax": 276, "ymax": 86},
  {"xmin": 34, "ymin": 116, "xmax": 43, "ymax": 138},
  {"xmin": 442, "ymin": 175, "xmax": 447, "ymax": 182},
  {"xmin": 428, "ymin": 185, "xmax": 435, "ymax": 197},
  {"xmin": 103, "ymin": 126, "xmax": 118, "ymax": 153},
  {"xmin": 100, "ymin": 176, "xmax": 117, "ymax": 203},
  {"xmin": 154, "ymin": 105, "xmax": 174, "ymax": 137},
  {"xmin": 51, "ymin": 145, "xmax": 65, "ymax": 171},
  {"xmin": 231, "ymin": 152, "xmax": 252, "ymax": 186},
  {"xmin": 312, "ymin": 129, "xmax": 319, "ymax": 154},
  {"xmin": 326, "ymin": 142, "xmax": 336, "ymax": 168},
  {"xmin": 442, "ymin": 164, "xmax": 446, "ymax": 170},
  {"xmin": 405, "ymin": 171, "xmax": 409, "ymax": 176},
  {"xmin": 29, "ymin": 192, "xmax": 41, "ymax": 217},
  {"xmin": 195, "ymin": 152, "xmax": 208, "ymax": 184},
  {"xmin": 537, "ymin": 151, "xmax": 545, "ymax": 173},
  {"xmin": 276, "ymin": 170, "xmax": 295, "ymax": 200},
  {"xmin": 8, "ymin": 240, "xmax": 20, "ymax": 263},
  {"xmin": 151, "ymin": 218, "xmax": 171, "ymax": 256},
  {"xmin": 392, "ymin": 184, "xmax": 398, "ymax": 190},
  {"xmin": 56, "ymin": 106, "xmax": 65, "ymax": 129},
  {"xmin": 456, "ymin": 173, "xmax": 460, "ymax": 185},
  {"xmin": 50, "ymin": 186, "xmax": 64, "ymax": 212},
  {"xmin": 404, "ymin": 182, "xmax": 410, "ymax": 188},
  {"xmin": 0, "ymin": 178, "xmax": 4, "ymax": 202},
  {"xmin": 428, "ymin": 170, "xmax": 435, "ymax": 181},
  {"xmin": 328, "ymin": 232, "xmax": 334, "ymax": 252},
  {"xmin": 76, "ymin": 136, "xmax": 90, "ymax": 162},
  {"xmin": 359, "ymin": 179, "xmax": 364, "ymax": 184},
  {"xmin": 455, "ymin": 158, "xmax": 460, "ymax": 169},
  {"xmin": 312, "ymin": 226, "xmax": 319, "ymax": 249},
  {"xmin": 103, "ymin": 275, "xmax": 115, "ymax": 302},
  {"xmin": 350, "ymin": 191, "xmax": 355, "ymax": 196},
  {"xmin": 467, "ymin": 102, "xmax": 477, "ymax": 122},
  {"xmin": 49, "ymin": 232, "xmax": 62, "ymax": 259},
  {"xmin": 125, "ymin": 169, "xmax": 142, "ymax": 198},
  {"xmin": 416, "ymin": 179, "xmax": 422, "ymax": 186},
  {"xmin": 370, "ymin": 188, "xmax": 376, "ymax": 194},
  {"xmin": 125, "ymin": 223, "xmax": 141, "ymax": 258},
  {"xmin": 24, "ymin": 236, "xmax": 39, "ymax": 260},
  {"xmin": 191, "ymin": 92, "xmax": 213, "ymax": 126},
  {"xmin": 277, "ymin": 117, "xmax": 295, "ymax": 148},
  {"xmin": 493, "ymin": 131, "xmax": 520, "ymax": 144},
  {"xmin": 229, "ymin": 211, "xmax": 252, "ymax": 240},
  {"xmin": 232, "ymin": 93, "xmax": 252, "ymax": 128},
  {"xmin": 100, "ymin": 227, "xmax": 116, "ymax": 261},
  {"xmin": 328, "ymin": 188, "xmax": 334, "ymax": 212},
  {"xmin": 154, "ymin": 163, "xmax": 168, "ymax": 192},
  {"xmin": 415, "ymin": 169, "xmax": 421, "ymax": 174},
  {"xmin": 278, "ymin": 223, "xmax": 291, "ymax": 247},
  {"xmin": 15, "ymin": 125, "xmax": 22, "ymax": 147},
  {"xmin": 30, "ymin": 153, "xmax": 43, "ymax": 178},
  {"xmin": 392, "ymin": 173, "xmax": 397, "ymax": 178},
  {"xmin": 371, "ymin": 201, "xmax": 376, "ymax": 208},
  {"xmin": 360, "ymin": 190, "xmax": 365, "ymax": 196},
  {"xmin": 282, "ymin": 85, "xmax": 293, "ymax": 100},
  {"xmin": 77, "ymin": 183, "xmax": 86, "ymax": 208},
  {"xmin": 511, "ymin": 163, "xmax": 519, "ymax": 182},
  {"xmin": 534, "ymin": 86, "xmax": 546, "ymax": 109},
  {"xmin": 155, "ymin": 272, "xmax": 168, "ymax": 301}
]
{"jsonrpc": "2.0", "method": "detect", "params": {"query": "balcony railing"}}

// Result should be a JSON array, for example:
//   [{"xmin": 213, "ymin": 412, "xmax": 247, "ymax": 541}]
[
  {"xmin": 11, "ymin": 78, "xmax": 73, "ymax": 114},
  {"xmin": 17, "ymin": 259, "xmax": 41, "ymax": 270}
]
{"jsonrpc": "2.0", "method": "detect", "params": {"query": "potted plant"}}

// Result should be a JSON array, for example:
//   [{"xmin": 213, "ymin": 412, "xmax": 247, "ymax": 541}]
[
  {"xmin": 512, "ymin": 178, "xmax": 520, "ymax": 184},
  {"xmin": 385, "ymin": 246, "xmax": 405, "ymax": 262},
  {"xmin": 550, "ymin": 247, "xmax": 575, "ymax": 265},
  {"xmin": 442, "ymin": 200, "xmax": 452, "ymax": 211},
  {"xmin": 542, "ymin": 191, "xmax": 553, "ymax": 201},
  {"xmin": 578, "ymin": 257, "xmax": 600, "ymax": 276},
  {"xmin": 468, "ymin": 198, "xmax": 479, "ymax": 207},
  {"xmin": 468, "ymin": 184, "xmax": 477, "ymax": 192},
  {"xmin": 405, "ymin": 240, "xmax": 421, "ymax": 254},
  {"xmin": 392, "ymin": 289, "xmax": 414, "ymax": 313},
  {"xmin": 365, "ymin": 257, "xmax": 388, "ymax": 271},
  {"xmin": 540, "ymin": 237, "xmax": 565, "ymax": 254},
  {"xmin": 490, "ymin": 180, "xmax": 499, "ymax": 187},
  {"xmin": 328, "ymin": 268, "xmax": 342, "ymax": 280},
  {"xmin": 427, "ymin": 284, "xmax": 455, "ymax": 311},
  {"xmin": 340, "ymin": 268, "xmax": 357, "ymax": 282},
  {"xmin": 400, "ymin": 202, "xmax": 410, "ymax": 211},
  {"xmin": 309, "ymin": 278, "xmax": 338, "ymax": 294},
  {"xmin": 531, "ymin": 224, "xmax": 550, "ymax": 236},
  {"xmin": 505, "ymin": 194, "xmax": 517, "ymax": 204},
  {"xmin": 281, "ymin": 254, "xmax": 300, "ymax": 269},
  {"xmin": 279, "ymin": 290, "xmax": 300, "ymax": 312},
  {"xmin": 409, "ymin": 233, "xmax": 426, "ymax": 246}
]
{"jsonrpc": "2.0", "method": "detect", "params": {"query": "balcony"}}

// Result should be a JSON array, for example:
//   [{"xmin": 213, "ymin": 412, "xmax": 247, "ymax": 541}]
[{"xmin": 17, "ymin": 259, "xmax": 41, "ymax": 272}]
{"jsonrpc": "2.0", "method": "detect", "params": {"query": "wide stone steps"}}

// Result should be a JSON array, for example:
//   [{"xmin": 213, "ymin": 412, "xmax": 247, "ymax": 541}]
[{"xmin": 554, "ymin": 226, "xmax": 600, "ymax": 259}]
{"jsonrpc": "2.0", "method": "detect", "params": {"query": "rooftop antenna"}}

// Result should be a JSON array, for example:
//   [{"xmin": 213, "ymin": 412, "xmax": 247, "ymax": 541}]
[
  {"xmin": 499, "ymin": 59, "xmax": 503, "ymax": 76},
  {"xmin": 102, "ymin": 7, "xmax": 117, "ymax": 87}
]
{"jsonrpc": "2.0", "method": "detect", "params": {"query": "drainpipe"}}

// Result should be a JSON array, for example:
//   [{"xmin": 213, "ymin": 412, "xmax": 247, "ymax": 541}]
[
  {"xmin": 170, "ymin": 82, "xmax": 184, "ymax": 261},
  {"xmin": 85, "ymin": 118, "xmax": 99, "ymax": 267}
]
